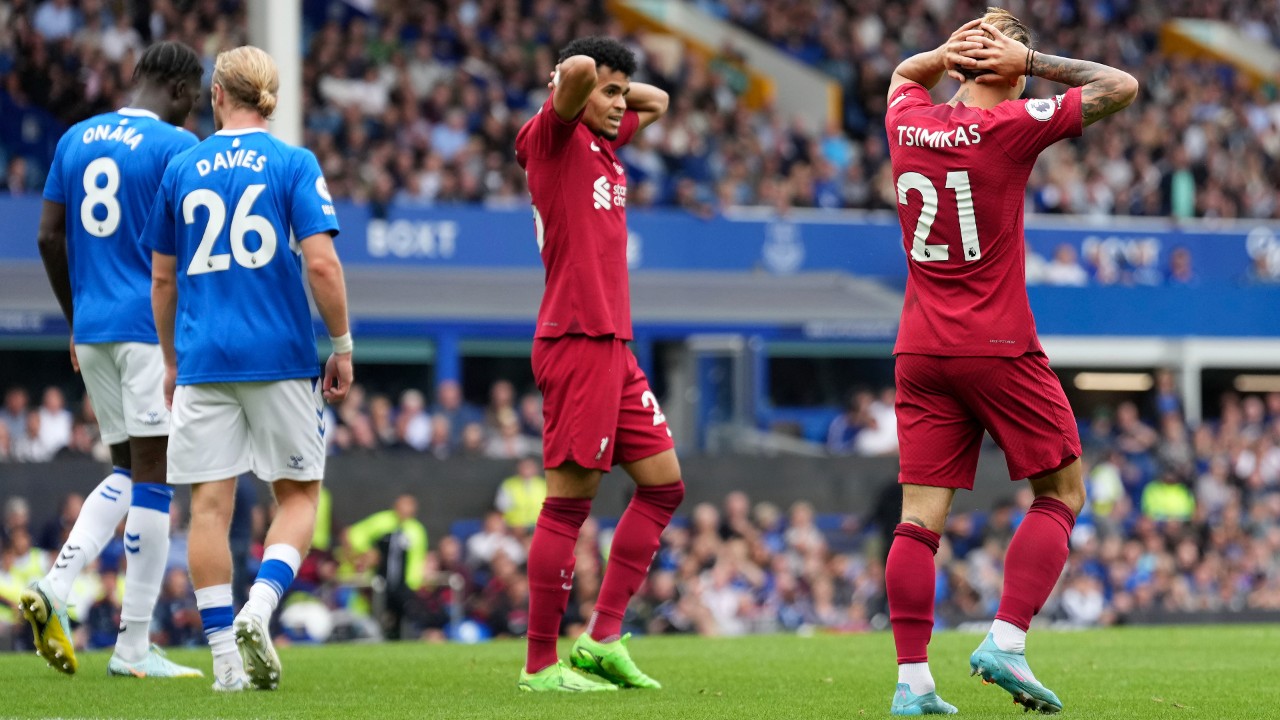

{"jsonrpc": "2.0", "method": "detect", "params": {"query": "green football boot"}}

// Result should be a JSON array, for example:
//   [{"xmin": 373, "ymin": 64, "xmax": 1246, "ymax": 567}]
[
  {"xmin": 970, "ymin": 633, "xmax": 1063, "ymax": 714},
  {"xmin": 570, "ymin": 633, "xmax": 661, "ymax": 689},
  {"xmin": 890, "ymin": 683, "xmax": 959, "ymax": 715},
  {"xmin": 518, "ymin": 660, "xmax": 618, "ymax": 692}
]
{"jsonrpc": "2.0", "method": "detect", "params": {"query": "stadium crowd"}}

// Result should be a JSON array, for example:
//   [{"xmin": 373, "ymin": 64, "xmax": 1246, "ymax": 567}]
[
  {"xmin": 2, "ymin": 0, "xmax": 1280, "ymax": 223},
  {"xmin": 4, "ymin": 376, "xmax": 1280, "ymax": 650}
]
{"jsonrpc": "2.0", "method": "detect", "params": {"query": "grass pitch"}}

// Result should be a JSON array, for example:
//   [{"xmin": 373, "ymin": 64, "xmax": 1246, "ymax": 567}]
[{"xmin": 2, "ymin": 625, "xmax": 1275, "ymax": 719}]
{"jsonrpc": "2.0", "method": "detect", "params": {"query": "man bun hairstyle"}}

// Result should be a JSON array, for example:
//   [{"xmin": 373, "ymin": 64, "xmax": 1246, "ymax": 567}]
[
  {"xmin": 558, "ymin": 36, "xmax": 637, "ymax": 77},
  {"xmin": 958, "ymin": 6, "xmax": 1034, "ymax": 82},
  {"xmin": 213, "ymin": 45, "xmax": 279, "ymax": 118},
  {"xmin": 133, "ymin": 41, "xmax": 202, "ymax": 84}
]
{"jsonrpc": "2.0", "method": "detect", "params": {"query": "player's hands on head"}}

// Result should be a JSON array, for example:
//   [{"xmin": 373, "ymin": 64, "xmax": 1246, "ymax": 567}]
[
  {"xmin": 163, "ymin": 364, "xmax": 176, "ymax": 410},
  {"xmin": 69, "ymin": 335, "xmax": 79, "ymax": 373},
  {"xmin": 942, "ymin": 18, "xmax": 989, "ymax": 83},
  {"xmin": 322, "ymin": 352, "xmax": 353, "ymax": 404},
  {"xmin": 958, "ymin": 22, "xmax": 1030, "ymax": 84}
]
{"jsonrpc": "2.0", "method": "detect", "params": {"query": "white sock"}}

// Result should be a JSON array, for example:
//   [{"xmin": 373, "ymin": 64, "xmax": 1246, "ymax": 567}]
[
  {"xmin": 242, "ymin": 543, "xmax": 301, "ymax": 625},
  {"xmin": 47, "ymin": 470, "xmax": 132, "ymax": 600},
  {"xmin": 115, "ymin": 484, "xmax": 173, "ymax": 663},
  {"xmin": 195, "ymin": 584, "xmax": 240, "ymax": 681},
  {"xmin": 898, "ymin": 662, "xmax": 935, "ymax": 695},
  {"xmin": 991, "ymin": 619, "xmax": 1027, "ymax": 654}
]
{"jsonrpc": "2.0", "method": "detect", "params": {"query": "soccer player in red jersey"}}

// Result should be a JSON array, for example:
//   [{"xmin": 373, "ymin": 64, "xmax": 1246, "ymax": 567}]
[
  {"xmin": 882, "ymin": 9, "xmax": 1137, "ymax": 715},
  {"xmin": 513, "ymin": 37, "xmax": 680, "ymax": 692}
]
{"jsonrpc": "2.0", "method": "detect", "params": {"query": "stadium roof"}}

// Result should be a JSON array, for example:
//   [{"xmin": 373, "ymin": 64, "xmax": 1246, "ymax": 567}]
[{"xmin": 0, "ymin": 263, "xmax": 904, "ymax": 342}]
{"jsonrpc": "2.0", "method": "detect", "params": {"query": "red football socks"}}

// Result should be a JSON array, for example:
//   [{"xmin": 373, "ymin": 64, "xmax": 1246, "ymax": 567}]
[
  {"xmin": 589, "ymin": 481, "xmax": 686, "ymax": 642},
  {"xmin": 887, "ymin": 522, "xmax": 941, "ymax": 665},
  {"xmin": 995, "ymin": 496, "xmax": 1076, "ymax": 631},
  {"xmin": 525, "ymin": 496, "xmax": 592, "ymax": 673}
]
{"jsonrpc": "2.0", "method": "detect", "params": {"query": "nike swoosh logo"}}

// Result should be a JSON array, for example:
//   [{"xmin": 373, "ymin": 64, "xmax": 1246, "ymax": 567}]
[{"xmin": 590, "ymin": 142, "xmax": 600, "ymax": 152}]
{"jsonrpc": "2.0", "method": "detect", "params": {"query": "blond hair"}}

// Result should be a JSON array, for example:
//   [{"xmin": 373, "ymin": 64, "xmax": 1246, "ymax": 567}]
[
  {"xmin": 981, "ymin": 6, "xmax": 1031, "ymax": 48},
  {"xmin": 957, "ymin": 7, "xmax": 1033, "ymax": 81},
  {"xmin": 213, "ymin": 46, "xmax": 279, "ymax": 118}
]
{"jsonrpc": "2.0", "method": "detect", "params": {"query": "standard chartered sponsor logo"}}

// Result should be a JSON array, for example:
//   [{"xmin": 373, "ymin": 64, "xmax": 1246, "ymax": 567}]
[{"xmin": 593, "ymin": 176, "xmax": 612, "ymax": 210}]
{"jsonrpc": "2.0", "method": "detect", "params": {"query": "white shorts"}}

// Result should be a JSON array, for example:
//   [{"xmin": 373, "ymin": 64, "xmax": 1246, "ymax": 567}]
[
  {"xmin": 167, "ymin": 378, "xmax": 326, "ymax": 484},
  {"xmin": 75, "ymin": 342, "xmax": 169, "ymax": 445}
]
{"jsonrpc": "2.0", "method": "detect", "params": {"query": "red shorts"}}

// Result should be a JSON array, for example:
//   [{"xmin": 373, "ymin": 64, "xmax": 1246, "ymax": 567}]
[
  {"xmin": 533, "ymin": 335, "xmax": 674, "ymax": 472},
  {"xmin": 895, "ymin": 352, "xmax": 1081, "ymax": 490}
]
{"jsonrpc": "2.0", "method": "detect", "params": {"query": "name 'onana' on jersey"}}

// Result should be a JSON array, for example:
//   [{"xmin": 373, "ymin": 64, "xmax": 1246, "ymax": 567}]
[
  {"xmin": 44, "ymin": 108, "xmax": 197, "ymax": 344},
  {"xmin": 141, "ymin": 128, "xmax": 340, "ymax": 384}
]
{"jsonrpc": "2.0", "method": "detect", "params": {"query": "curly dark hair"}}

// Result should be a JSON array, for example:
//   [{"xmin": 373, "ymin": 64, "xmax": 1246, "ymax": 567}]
[
  {"xmin": 133, "ymin": 41, "xmax": 203, "ymax": 85},
  {"xmin": 557, "ymin": 36, "xmax": 637, "ymax": 77}
]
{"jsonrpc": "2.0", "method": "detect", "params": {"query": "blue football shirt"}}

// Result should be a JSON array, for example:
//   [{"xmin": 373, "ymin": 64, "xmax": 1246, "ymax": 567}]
[
  {"xmin": 141, "ymin": 128, "xmax": 340, "ymax": 385},
  {"xmin": 43, "ymin": 108, "xmax": 197, "ymax": 343}
]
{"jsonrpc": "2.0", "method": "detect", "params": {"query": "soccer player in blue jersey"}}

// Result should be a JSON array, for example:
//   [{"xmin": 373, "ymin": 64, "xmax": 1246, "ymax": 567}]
[
  {"xmin": 142, "ymin": 45, "xmax": 352, "ymax": 693},
  {"xmin": 22, "ymin": 41, "xmax": 204, "ymax": 680}
]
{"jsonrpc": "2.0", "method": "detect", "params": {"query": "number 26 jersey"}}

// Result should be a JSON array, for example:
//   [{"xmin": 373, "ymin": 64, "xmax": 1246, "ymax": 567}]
[
  {"xmin": 887, "ymin": 83, "xmax": 1082, "ymax": 357},
  {"xmin": 141, "ymin": 128, "xmax": 339, "ymax": 384}
]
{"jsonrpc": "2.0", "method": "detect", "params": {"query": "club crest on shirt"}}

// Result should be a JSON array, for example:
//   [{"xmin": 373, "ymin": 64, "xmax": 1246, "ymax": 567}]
[{"xmin": 1025, "ymin": 98, "xmax": 1056, "ymax": 121}]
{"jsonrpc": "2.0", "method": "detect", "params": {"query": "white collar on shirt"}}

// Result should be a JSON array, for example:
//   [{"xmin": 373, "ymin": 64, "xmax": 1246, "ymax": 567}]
[
  {"xmin": 215, "ymin": 128, "xmax": 270, "ymax": 136},
  {"xmin": 118, "ymin": 107, "xmax": 161, "ymax": 120}
]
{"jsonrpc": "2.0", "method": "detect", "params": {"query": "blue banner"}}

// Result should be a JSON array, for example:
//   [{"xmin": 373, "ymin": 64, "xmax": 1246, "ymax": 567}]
[{"xmin": 2, "ymin": 196, "xmax": 1277, "ymax": 285}]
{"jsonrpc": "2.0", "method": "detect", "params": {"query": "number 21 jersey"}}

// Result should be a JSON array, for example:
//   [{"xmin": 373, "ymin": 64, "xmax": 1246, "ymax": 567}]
[
  {"xmin": 141, "ymin": 128, "xmax": 339, "ymax": 384},
  {"xmin": 43, "ymin": 108, "xmax": 197, "ymax": 344},
  {"xmin": 887, "ymin": 83, "xmax": 1082, "ymax": 357}
]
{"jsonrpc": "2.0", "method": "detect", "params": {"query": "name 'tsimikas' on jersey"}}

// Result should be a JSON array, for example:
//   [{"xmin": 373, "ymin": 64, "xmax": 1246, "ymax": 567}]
[
  {"xmin": 43, "ymin": 108, "xmax": 197, "ymax": 344},
  {"xmin": 141, "ymin": 128, "xmax": 339, "ymax": 384},
  {"xmin": 886, "ymin": 83, "xmax": 1083, "ymax": 357},
  {"xmin": 515, "ymin": 97, "xmax": 640, "ymax": 340}
]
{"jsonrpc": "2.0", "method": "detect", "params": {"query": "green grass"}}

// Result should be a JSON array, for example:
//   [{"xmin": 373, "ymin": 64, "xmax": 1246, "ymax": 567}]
[{"xmin": 3, "ymin": 625, "xmax": 1277, "ymax": 719}]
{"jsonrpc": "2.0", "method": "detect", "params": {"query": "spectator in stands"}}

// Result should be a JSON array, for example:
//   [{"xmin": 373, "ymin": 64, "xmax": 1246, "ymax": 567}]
[
  {"xmin": 1115, "ymin": 401, "xmax": 1159, "ymax": 456},
  {"xmin": 433, "ymin": 380, "xmax": 481, "ymax": 446},
  {"xmin": 484, "ymin": 380, "xmax": 517, "ymax": 433},
  {"xmin": 482, "ymin": 410, "xmax": 537, "ymax": 460},
  {"xmin": 517, "ymin": 392, "xmax": 544, "ymax": 438},
  {"xmin": 153, "ymin": 567, "xmax": 201, "ymax": 647},
  {"xmin": 494, "ymin": 457, "xmax": 547, "ymax": 532},
  {"xmin": 1, "ymin": 387, "xmax": 29, "ymax": 441},
  {"xmin": 36, "ymin": 386, "xmax": 72, "ymax": 453},
  {"xmin": 5, "ymin": 157, "xmax": 31, "ymax": 195},
  {"xmin": 35, "ymin": 492, "xmax": 81, "ymax": 552},
  {"xmin": 427, "ymin": 414, "xmax": 454, "ymax": 460},
  {"xmin": 826, "ymin": 388, "xmax": 871, "ymax": 455},
  {"xmin": 32, "ymin": 0, "xmax": 79, "ymax": 41},
  {"xmin": 852, "ymin": 388, "xmax": 897, "ymax": 456},
  {"xmin": 396, "ymin": 389, "xmax": 432, "ymax": 451},
  {"xmin": 1141, "ymin": 470, "xmax": 1196, "ymax": 522},
  {"xmin": 12, "ymin": 410, "xmax": 55, "ymax": 462},
  {"xmin": 465, "ymin": 511, "xmax": 526, "ymax": 569},
  {"xmin": 0, "ymin": 423, "xmax": 11, "ymax": 462},
  {"xmin": 718, "ymin": 491, "xmax": 755, "ymax": 541},
  {"xmin": 1043, "ymin": 243, "xmax": 1090, "ymax": 287}
]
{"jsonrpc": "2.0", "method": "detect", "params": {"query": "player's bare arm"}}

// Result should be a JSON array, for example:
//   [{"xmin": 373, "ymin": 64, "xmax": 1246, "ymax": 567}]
[
  {"xmin": 36, "ymin": 200, "xmax": 78, "ymax": 371},
  {"xmin": 150, "ymin": 251, "xmax": 178, "ymax": 408},
  {"xmin": 299, "ymin": 232, "xmax": 353, "ymax": 403},
  {"xmin": 964, "ymin": 23, "xmax": 1138, "ymax": 126},
  {"xmin": 887, "ymin": 18, "xmax": 987, "ymax": 98},
  {"xmin": 551, "ymin": 54, "xmax": 598, "ymax": 122},
  {"xmin": 625, "ymin": 82, "xmax": 669, "ymax": 131}
]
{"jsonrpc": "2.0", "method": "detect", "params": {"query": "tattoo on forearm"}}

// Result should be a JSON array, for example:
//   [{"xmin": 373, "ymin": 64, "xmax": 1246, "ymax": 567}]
[{"xmin": 1031, "ymin": 53, "xmax": 1134, "ymax": 125}]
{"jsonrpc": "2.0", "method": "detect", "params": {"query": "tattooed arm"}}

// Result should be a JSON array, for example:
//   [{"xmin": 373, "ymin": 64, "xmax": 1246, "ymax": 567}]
[
  {"xmin": 963, "ymin": 22, "xmax": 1138, "ymax": 126},
  {"xmin": 1030, "ymin": 53, "xmax": 1138, "ymax": 126}
]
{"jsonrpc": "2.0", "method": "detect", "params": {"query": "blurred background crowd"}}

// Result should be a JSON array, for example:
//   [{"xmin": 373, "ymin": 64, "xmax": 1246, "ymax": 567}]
[
  {"xmin": 4, "ymin": 377, "xmax": 1280, "ymax": 649},
  {"xmin": 2, "ymin": 0, "xmax": 1279, "ymax": 219}
]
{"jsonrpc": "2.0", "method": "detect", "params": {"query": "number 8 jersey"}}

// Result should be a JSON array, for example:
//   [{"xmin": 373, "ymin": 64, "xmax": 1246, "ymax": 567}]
[
  {"xmin": 141, "ymin": 128, "xmax": 339, "ymax": 384},
  {"xmin": 886, "ymin": 82, "xmax": 1083, "ymax": 357},
  {"xmin": 43, "ymin": 108, "xmax": 197, "ymax": 344}
]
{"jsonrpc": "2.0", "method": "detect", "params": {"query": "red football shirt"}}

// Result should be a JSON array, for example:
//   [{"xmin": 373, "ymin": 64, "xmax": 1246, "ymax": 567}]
[
  {"xmin": 516, "ymin": 97, "xmax": 640, "ymax": 340},
  {"xmin": 887, "ymin": 83, "xmax": 1083, "ymax": 356}
]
